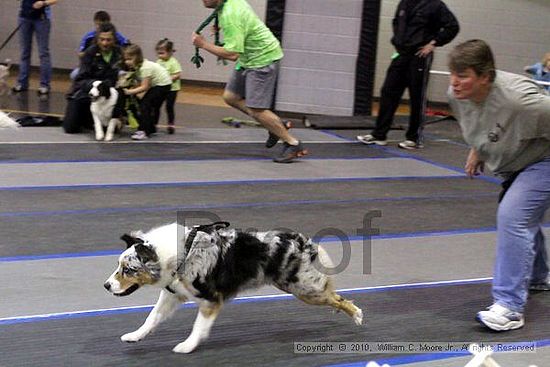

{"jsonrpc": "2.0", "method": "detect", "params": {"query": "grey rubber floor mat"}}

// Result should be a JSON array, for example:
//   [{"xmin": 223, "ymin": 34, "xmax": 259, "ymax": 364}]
[{"xmin": 0, "ymin": 283, "xmax": 547, "ymax": 367}]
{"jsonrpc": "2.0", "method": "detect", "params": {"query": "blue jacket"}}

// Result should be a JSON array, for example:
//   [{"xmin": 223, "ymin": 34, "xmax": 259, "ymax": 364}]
[
  {"xmin": 525, "ymin": 63, "xmax": 550, "ymax": 91},
  {"xmin": 79, "ymin": 30, "xmax": 130, "ymax": 52}
]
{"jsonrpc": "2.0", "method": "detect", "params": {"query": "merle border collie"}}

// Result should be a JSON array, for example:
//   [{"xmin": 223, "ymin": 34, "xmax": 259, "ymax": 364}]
[
  {"xmin": 104, "ymin": 222, "xmax": 363, "ymax": 354},
  {"xmin": 89, "ymin": 80, "xmax": 121, "ymax": 141}
]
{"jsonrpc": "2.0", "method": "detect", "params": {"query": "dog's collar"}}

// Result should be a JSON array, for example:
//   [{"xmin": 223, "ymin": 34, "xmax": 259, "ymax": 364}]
[{"xmin": 166, "ymin": 221, "xmax": 230, "ymax": 295}]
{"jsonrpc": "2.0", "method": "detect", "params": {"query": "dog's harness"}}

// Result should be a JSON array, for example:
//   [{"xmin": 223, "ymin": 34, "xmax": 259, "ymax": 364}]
[{"xmin": 164, "ymin": 221, "xmax": 230, "ymax": 294}]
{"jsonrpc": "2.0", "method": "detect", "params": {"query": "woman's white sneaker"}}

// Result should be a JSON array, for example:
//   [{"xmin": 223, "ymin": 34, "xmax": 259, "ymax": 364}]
[
  {"xmin": 476, "ymin": 304, "xmax": 524, "ymax": 331},
  {"xmin": 529, "ymin": 277, "xmax": 550, "ymax": 291}
]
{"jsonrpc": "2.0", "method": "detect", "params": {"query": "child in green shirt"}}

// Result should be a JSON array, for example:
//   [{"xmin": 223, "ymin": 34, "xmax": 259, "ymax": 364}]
[
  {"xmin": 156, "ymin": 39, "xmax": 182, "ymax": 134},
  {"xmin": 123, "ymin": 44, "xmax": 172, "ymax": 140}
]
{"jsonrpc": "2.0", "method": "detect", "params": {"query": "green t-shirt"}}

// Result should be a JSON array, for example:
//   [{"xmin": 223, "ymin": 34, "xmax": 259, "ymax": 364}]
[
  {"xmin": 102, "ymin": 50, "xmax": 113, "ymax": 64},
  {"xmin": 219, "ymin": 0, "xmax": 283, "ymax": 69},
  {"xmin": 137, "ymin": 59, "xmax": 172, "ymax": 87},
  {"xmin": 157, "ymin": 57, "xmax": 182, "ymax": 91}
]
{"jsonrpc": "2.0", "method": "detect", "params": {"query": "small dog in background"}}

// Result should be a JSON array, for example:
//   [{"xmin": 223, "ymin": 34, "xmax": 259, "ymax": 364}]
[
  {"xmin": 116, "ymin": 70, "xmax": 138, "ymax": 90},
  {"xmin": 116, "ymin": 71, "xmax": 141, "ymax": 130},
  {"xmin": 89, "ymin": 80, "xmax": 121, "ymax": 141},
  {"xmin": 0, "ymin": 110, "xmax": 20, "ymax": 129},
  {"xmin": 104, "ymin": 222, "xmax": 364, "ymax": 354},
  {"xmin": 0, "ymin": 59, "xmax": 11, "ymax": 96}
]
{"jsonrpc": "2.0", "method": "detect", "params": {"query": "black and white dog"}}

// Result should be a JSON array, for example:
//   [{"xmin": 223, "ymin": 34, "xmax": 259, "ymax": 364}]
[
  {"xmin": 104, "ymin": 222, "xmax": 363, "ymax": 354},
  {"xmin": 89, "ymin": 80, "xmax": 121, "ymax": 141}
]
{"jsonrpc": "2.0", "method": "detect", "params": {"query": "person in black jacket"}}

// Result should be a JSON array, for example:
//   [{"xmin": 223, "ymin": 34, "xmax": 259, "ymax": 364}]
[
  {"xmin": 357, "ymin": 0, "xmax": 459, "ymax": 149},
  {"xmin": 63, "ymin": 22, "xmax": 124, "ymax": 134}
]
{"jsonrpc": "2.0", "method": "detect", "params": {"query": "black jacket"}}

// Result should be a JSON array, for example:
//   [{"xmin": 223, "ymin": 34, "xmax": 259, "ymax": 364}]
[
  {"xmin": 20, "ymin": 0, "xmax": 46, "ymax": 19},
  {"xmin": 70, "ymin": 45, "xmax": 123, "ymax": 97},
  {"xmin": 391, "ymin": 0, "xmax": 459, "ymax": 54}
]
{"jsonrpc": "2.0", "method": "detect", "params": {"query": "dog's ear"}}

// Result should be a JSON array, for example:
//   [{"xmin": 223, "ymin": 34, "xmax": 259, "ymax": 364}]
[
  {"xmin": 134, "ymin": 243, "xmax": 159, "ymax": 263},
  {"xmin": 99, "ymin": 82, "xmax": 111, "ymax": 99},
  {"xmin": 120, "ymin": 233, "xmax": 143, "ymax": 249}
]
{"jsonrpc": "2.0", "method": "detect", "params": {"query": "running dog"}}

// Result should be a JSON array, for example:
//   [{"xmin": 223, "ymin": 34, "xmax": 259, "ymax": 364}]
[
  {"xmin": 104, "ymin": 222, "xmax": 364, "ymax": 354},
  {"xmin": 89, "ymin": 80, "xmax": 121, "ymax": 141}
]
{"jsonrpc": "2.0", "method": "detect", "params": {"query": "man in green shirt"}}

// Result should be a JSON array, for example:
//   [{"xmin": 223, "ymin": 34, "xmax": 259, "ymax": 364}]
[{"xmin": 192, "ymin": 0, "xmax": 308, "ymax": 163}]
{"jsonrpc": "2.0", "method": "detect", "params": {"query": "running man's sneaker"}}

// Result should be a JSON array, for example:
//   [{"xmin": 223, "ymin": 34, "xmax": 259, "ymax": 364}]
[
  {"xmin": 273, "ymin": 141, "xmax": 308, "ymax": 163},
  {"xmin": 357, "ymin": 134, "xmax": 387, "ymax": 146},
  {"xmin": 266, "ymin": 120, "xmax": 292, "ymax": 148},
  {"xmin": 529, "ymin": 278, "xmax": 550, "ymax": 292},
  {"xmin": 476, "ymin": 304, "xmax": 524, "ymax": 331},
  {"xmin": 131, "ymin": 130, "xmax": 148, "ymax": 140},
  {"xmin": 398, "ymin": 139, "xmax": 423, "ymax": 149}
]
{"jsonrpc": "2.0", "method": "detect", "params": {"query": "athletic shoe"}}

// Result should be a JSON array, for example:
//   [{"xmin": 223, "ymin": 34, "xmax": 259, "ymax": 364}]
[
  {"xmin": 37, "ymin": 86, "xmax": 50, "ymax": 96},
  {"xmin": 357, "ymin": 134, "xmax": 387, "ymax": 146},
  {"xmin": 167, "ymin": 124, "xmax": 175, "ymax": 135},
  {"xmin": 266, "ymin": 120, "xmax": 292, "ymax": 148},
  {"xmin": 398, "ymin": 140, "xmax": 423, "ymax": 149},
  {"xmin": 131, "ymin": 130, "xmax": 148, "ymax": 140},
  {"xmin": 273, "ymin": 141, "xmax": 308, "ymax": 163},
  {"xmin": 476, "ymin": 304, "xmax": 524, "ymax": 331},
  {"xmin": 11, "ymin": 84, "xmax": 27, "ymax": 93},
  {"xmin": 529, "ymin": 278, "xmax": 550, "ymax": 292}
]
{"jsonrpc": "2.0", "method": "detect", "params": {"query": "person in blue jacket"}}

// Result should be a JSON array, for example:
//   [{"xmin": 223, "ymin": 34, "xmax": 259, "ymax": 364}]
[
  {"xmin": 70, "ymin": 11, "xmax": 130, "ymax": 79},
  {"xmin": 524, "ymin": 52, "xmax": 550, "ymax": 92}
]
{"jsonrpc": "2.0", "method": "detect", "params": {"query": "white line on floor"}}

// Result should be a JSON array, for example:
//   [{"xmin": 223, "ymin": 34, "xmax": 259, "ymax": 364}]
[
  {"xmin": 0, "ymin": 277, "xmax": 492, "ymax": 324},
  {"xmin": 0, "ymin": 140, "xmax": 352, "ymax": 145}
]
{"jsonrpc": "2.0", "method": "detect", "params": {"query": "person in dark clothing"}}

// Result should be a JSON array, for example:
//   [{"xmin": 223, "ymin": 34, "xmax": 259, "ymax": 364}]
[
  {"xmin": 12, "ymin": 0, "xmax": 59, "ymax": 96},
  {"xmin": 357, "ymin": 0, "xmax": 459, "ymax": 149},
  {"xmin": 63, "ymin": 23, "xmax": 124, "ymax": 134}
]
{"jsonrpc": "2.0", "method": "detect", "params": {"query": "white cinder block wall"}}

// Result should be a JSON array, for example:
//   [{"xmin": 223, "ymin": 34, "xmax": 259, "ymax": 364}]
[
  {"xmin": 0, "ymin": 0, "xmax": 267, "ymax": 83},
  {"xmin": 276, "ymin": 0, "xmax": 364, "ymax": 116},
  {"xmin": 1, "ymin": 0, "xmax": 549, "ymax": 112}
]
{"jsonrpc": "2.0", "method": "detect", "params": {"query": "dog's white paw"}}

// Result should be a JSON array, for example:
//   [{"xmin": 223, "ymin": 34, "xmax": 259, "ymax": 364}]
[
  {"xmin": 353, "ymin": 308, "xmax": 364, "ymax": 326},
  {"xmin": 95, "ymin": 131, "xmax": 104, "ymax": 141},
  {"xmin": 121, "ymin": 331, "xmax": 145, "ymax": 343},
  {"xmin": 105, "ymin": 132, "xmax": 114, "ymax": 141},
  {"xmin": 172, "ymin": 338, "xmax": 200, "ymax": 354}
]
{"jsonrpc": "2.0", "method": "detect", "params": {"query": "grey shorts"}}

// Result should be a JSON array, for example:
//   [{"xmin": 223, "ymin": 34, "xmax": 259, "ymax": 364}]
[{"xmin": 225, "ymin": 61, "xmax": 280, "ymax": 109}]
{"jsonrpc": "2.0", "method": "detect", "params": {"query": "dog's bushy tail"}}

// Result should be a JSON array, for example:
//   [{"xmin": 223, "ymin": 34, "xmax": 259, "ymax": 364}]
[{"xmin": 297, "ymin": 233, "xmax": 334, "ymax": 273}]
